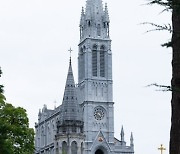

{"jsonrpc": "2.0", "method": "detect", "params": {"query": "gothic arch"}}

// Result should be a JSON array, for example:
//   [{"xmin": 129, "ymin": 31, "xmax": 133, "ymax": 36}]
[
  {"xmin": 95, "ymin": 149, "xmax": 104, "ymax": 154},
  {"xmin": 100, "ymin": 45, "xmax": 106, "ymax": 50},
  {"xmin": 41, "ymin": 126, "xmax": 44, "ymax": 146},
  {"xmin": 81, "ymin": 142, "xmax": 84, "ymax": 154},
  {"xmin": 62, "ymin": 141, "xmax": 68, "ymax": 154},
  {"xmin": 71, "ymin": 141, "xmax": 78, "ymax": 154},
  {"xmin": 47, "ymin": 125, "xmax": 50, "ymax": 143},
  {"xmin": 88, "ymin": 20, "xmax": 91, "ymax": 27},
  {"xmin": 92, "ymin": 44, "xmax": 98, "ymax": 50},
  {"xmin": 80, "ymin": 47, "xmax": 83, "ymax": 54},
  {"xmin": 94, "ymin": 146, "xmax": 108, "ymax": 154}
]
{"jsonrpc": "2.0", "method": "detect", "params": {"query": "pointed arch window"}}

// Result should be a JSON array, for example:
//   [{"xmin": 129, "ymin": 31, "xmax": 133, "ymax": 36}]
[
  {"xmin": 62, "ymin": 141, "xmax": 68, "ymax": 154},
  {"xmin": 100, "ymin": 46, "xmax": 105, "ymax": 77},
  {"xmin": 97, "ymin": 24, "xmax": 101, "ymax": 36},
  {"xmin": 81, "ymin": 142, "xmax": 84, "ymax": 154},
  {"xmin": 79, "ymin": 47, "xmax": 85, "ymax": 80},
  {"xmin": 92, "ymin": 45, "xmax": 97, "ymax": 77},
  {"xmin": 88, "ymin": 20, "xmax": 91, "ymax": 27},
  {"xmin": 41, "ymin": 126, "xmax": 44, "ymax": 146},
  {"xmin": 71, "ymin": 141, "xmax": 78, "ymax": 154}
]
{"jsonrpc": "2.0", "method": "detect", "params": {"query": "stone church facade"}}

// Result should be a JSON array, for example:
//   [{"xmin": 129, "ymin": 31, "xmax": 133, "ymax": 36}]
[{"xmin": 35, "ymin": 0, "xmax": 134, "ymax": 154}]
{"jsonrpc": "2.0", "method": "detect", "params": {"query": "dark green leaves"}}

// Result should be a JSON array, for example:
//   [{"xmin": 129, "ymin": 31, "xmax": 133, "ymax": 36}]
[{"xmin": 0, "ymin": 67, "xmax": 34, "ymax": 154}]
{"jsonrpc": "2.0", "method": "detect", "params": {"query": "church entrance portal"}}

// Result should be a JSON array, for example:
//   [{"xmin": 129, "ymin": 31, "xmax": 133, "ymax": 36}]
[{"xmin": 95, "ymin": 149, "xmax": 104, "ymax": 154}]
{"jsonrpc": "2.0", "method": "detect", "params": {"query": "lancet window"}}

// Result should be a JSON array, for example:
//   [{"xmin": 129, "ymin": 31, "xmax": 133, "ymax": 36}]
[
  {"xmin": 92, "ymin": 45, "xmax": 98, "ymax": 77},
  {"xmin": 79, "ymin": 47, "xmax": 85, "ymax": 80},
  {"xmin": 100, "ymin": 45, "xmax": 105, "ymax": 77},
  {"xmin": 97, "ymin": 24, "xmax": 101, "ymax": 36}
]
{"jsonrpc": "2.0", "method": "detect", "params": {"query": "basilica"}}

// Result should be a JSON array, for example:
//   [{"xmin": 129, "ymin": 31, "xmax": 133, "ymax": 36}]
[{"xmin": 35, "ymin": 0, "xmax": 134, "ymax": 153}]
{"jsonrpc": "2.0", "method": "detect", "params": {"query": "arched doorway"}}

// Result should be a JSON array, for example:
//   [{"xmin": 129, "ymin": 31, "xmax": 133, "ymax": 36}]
[{"xmin": 95, "ymin": 149, "xmax": 104, "ymax": 154}]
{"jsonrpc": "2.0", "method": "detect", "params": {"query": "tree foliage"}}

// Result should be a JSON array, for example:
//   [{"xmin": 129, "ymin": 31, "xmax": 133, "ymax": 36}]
[{"xmin": 0, "ymin": 68, "xmax": 34, "ymax": 154}]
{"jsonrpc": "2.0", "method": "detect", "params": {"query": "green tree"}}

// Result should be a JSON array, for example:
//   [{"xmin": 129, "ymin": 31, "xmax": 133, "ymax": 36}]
[
  {"xmin": 147, "ymin": 0, "xmax": 180, "ymax": 153},
  {"xmin": 0, "ymin": 68, "xmax": 35, "ymax": 154}
]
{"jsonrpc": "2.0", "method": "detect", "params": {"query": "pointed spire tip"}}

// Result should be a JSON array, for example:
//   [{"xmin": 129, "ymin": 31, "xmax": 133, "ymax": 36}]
[{"xmin": 68, "ymin": 47, "xmax": 73, "ymax": 65}]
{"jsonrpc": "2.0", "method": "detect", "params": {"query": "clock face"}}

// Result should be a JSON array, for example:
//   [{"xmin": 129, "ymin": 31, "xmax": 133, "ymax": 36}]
[{"xmin": 94, "ymin": 107, "xmax": 105, "ymax": 120}]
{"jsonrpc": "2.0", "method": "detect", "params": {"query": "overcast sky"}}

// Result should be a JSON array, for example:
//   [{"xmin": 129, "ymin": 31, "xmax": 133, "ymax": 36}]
[{"xmin": 0, "ymin": 0, "xmax": 171, "ymax": 154}]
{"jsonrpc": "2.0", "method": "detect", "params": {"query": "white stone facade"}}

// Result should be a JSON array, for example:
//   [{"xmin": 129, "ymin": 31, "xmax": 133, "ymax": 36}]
[{"xmin": 35, "ymin": 0, "xmax": 134, "ymax": 154}]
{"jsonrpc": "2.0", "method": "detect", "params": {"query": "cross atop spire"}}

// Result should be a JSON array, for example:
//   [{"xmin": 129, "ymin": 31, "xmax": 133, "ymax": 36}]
[{"xmin": 68, "ymin": 47, "xmax": 73, "ymax": 64}]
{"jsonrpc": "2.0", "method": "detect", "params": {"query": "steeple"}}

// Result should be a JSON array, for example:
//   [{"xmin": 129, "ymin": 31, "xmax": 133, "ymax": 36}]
[
  {"xmin": 60, "ymin": 58, "xmax": 82, "ymax": 122},
  {"xmin": 56, "ymin": 58, "xmax": 84, "ymax": 153}
]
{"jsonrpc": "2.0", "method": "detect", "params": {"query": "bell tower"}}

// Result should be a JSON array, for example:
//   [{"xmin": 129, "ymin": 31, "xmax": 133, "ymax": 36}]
[
  {"xmin": 78, "ymin": 0, "xmax": 114, "ymax": 153},
  {"xmin": 78, "ymin": 0, "xmax": 112, "ymax": 103}
]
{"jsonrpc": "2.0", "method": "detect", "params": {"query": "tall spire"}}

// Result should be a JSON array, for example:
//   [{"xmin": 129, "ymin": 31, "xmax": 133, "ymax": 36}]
[
  {"xmin": 85, "ymin": 0, "xmax": 104, "ymax": 19},
  {"xmin": 85, "ymin": 0, "xmax": 91, "ymax": 20},
  {"xmin": 60, "ymin": 59, "xmax": 82, "ymax": 122}
]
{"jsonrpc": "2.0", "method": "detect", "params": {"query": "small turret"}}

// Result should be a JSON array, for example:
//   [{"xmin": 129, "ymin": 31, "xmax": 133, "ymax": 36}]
[
  {"xmin": 104, "ymin": 3, "xmax": 110, "ymax": 22},
  {"xmin": 130, "ymin": 132, "xmax": 134, "ymax": 147},
  {"xmin": 42, "ymin": 104, "xmax": 47, "ymax": 112},
  {"xmin": 38, "ymin": 109, "xmax": 41, "ymax": 121},
  {"xmin": 80, "ymin": 7, "xmax": 85, "ymax": 26},
  {"xmin": 121, "ymin": 126, "xmax": 125, "ymax": 142}
]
